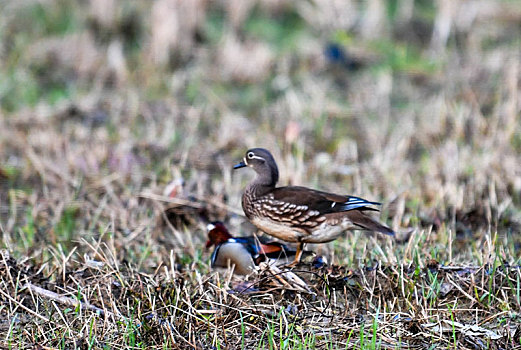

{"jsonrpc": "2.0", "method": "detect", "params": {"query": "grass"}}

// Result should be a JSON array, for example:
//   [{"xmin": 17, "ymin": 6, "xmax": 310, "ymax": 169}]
[{"xmin": 1, "ymin": 0, "xmax": 521, "ymax": 349}]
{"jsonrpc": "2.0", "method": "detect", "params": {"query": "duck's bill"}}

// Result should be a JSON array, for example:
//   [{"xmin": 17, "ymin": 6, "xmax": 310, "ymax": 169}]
[{"xmin": 233, "ymin": 161, "xmax": 247, "ymax": 169}]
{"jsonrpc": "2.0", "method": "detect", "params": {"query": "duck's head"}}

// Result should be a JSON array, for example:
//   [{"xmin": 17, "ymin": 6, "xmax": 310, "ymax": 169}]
[
  {"xmin": 233, "ymin": 148, "xmax": 279, "ymax": 186},
  {"xmin": 206, "ymin": 221, "xmax": 233, "ymax": 249}
]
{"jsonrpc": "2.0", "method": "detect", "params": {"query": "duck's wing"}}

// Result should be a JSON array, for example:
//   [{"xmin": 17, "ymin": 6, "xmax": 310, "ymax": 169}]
[
  {"xmin": 342, "ymin": 210, "xmax": 395, "ymax": 236},
  {"xmin": 266, "ymin": 186, "xmax": 393, "ymax": 235},
  {"xmin": 234, "ymin": 237, "xmax": 295, "ymax": 258},
  {"xmin": 270, "ymin": 186, "xmax": 380, "ymax": 214}
]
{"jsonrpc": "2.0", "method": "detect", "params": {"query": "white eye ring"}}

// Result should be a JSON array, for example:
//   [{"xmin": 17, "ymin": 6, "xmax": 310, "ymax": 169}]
[{"xmin": 247, "ymin": 152, "xmax": 255, "ymax": 159}]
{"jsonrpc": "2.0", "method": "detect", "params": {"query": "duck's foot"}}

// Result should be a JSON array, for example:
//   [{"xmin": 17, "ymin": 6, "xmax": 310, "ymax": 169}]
[
  {"xmin": 285, "ymin": 242, "xmax": 304, "ymax": 268},
  {"xmin": 285, "ymin": 260, "xmax": 299, "ymax": 268}
]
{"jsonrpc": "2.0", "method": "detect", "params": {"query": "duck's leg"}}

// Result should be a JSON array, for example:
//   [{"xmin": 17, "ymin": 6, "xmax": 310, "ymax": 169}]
[{"xmin": 287, "ymin": 242, "xmax": 304, "ymax": 267}]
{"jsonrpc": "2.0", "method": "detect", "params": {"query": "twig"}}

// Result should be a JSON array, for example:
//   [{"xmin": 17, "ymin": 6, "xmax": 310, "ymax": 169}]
[
  {"xmin": 138, "ymin": 192, "xmax": 204, "ymax": 209},
  {"xmin": 265, "ymin": 264, "xmax": 313, "ymax": 294},
  {"xmin": 139, "ymin": 191, "xmax": 244, "ymax": 217},
  {"xmin": 23, "ymin": 283, "xmax": 107, "ymax": 316},
  {"xmin": 189, "ymin": 193, "xmax": 245, "ymax": 217},
  {"xmin": 438, "ymin": 265, "xmax": 481, "ymax": 271},
  {"xmin": 0, "ymin": 288, "xmax": 49, "ymax": 322}
]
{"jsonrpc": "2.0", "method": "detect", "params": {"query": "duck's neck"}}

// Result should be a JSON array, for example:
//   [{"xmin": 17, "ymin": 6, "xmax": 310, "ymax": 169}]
[
  {"xmin": 247, "ymin": 176, "xmax": 276, "ymax": 197},
  {"xmin": 247, "ymin": 183, "xmax": 273, "ymax": 198}
]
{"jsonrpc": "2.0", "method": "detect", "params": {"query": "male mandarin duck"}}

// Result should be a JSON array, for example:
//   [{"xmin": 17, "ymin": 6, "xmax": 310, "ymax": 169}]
[
  {"xmin": 206, "ymin": 221, "xmax": 300, "ymax": 274},
  {"xmin": 233, "ymin": 148, "xmax": 394, "ymax": 266}
]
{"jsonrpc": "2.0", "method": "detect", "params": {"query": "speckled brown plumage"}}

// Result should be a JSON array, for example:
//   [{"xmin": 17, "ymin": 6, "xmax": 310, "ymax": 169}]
[{"xmin": 234, "ymin": 148, "xmax": 394, "ymax": 265}]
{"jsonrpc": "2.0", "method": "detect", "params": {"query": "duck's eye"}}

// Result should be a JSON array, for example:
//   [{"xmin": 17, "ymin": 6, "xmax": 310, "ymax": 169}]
[{"xmin": 247, "ymin": 152, "xmax": 255, "ymax": 159}]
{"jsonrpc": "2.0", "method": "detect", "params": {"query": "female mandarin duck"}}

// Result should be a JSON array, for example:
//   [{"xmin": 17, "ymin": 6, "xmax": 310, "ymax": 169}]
[
  {"xmin": 233, "ymin": 148, "xmax": 394, "ymax": 266},
  {"xmin": 206, "ymin": 221, "xmax": 299, "ymax": 274}
]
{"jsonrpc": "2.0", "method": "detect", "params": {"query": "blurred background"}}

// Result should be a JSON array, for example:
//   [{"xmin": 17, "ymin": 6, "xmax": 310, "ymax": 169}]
[{"xmin": 1, "ymin": 0, "xmax": 520, "ymax": 265}]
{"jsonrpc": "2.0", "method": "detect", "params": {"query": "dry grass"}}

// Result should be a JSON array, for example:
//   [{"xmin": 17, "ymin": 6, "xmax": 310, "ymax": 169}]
[{"xmin": 1, "ymin": 0, "xmax": 521, "ymax": 348}]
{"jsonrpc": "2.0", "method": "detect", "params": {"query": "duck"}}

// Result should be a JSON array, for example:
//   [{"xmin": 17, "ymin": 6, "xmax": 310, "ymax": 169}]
[
  {"xmin": 233, "ymin": 148, "xmax": 394, "ymax": 266},
  {"xmin": 206, "ymin": 221, "xmax": 300, "ymax": 274}
]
